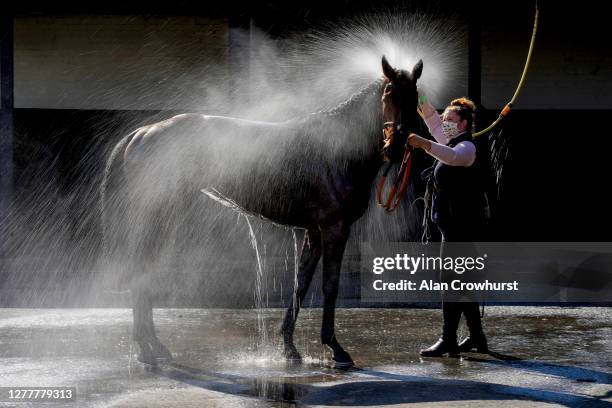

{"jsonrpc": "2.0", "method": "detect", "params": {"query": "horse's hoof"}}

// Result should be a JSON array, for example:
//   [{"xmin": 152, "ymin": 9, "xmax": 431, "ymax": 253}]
[
  {"xmin": 137, "ymin": 341, "xmax": 171, "ymax": 365},
  {"xmin": 155, "ymin": 355, "xmax": 172, "ymax": 363},
  {"xmin": 152, "ymin": 342, "xmax": 173, "ymax": 362},
  {"xmin": 322, "ymin": 337, "xmax": 355, "ymax": 370},
  {"xmin": 283, "ymin": 344, "xmax": 302, "ymax": 364},
  {"xmin": 333, "ymin": 359, "xmax": 355, "ymax": 370},
  {"xmin": 323, "ymin": 341, "xmax": 354, "ymax": 370},
  {"xmin": 332, "ymin": 351, "xmax": 354, "ymax": 370},
  {"xmin": 137, "ymin": 350, "xmax": 156, "ymax": 366}
]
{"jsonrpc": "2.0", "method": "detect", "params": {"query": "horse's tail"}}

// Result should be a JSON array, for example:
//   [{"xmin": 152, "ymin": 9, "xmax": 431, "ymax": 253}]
[{"xmin": 99, "ymin": 131, "xmax": 134, "ymax": 280}]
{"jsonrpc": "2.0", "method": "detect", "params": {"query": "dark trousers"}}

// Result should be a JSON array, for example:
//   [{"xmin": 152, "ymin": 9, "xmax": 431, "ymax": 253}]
[
  {"xmin": 438, "ymin": 226, "xmax": 486, "ymax": 342},
  {"xmin": 442, "ymin": 301, "xmax": 483, "ymax": 342}
]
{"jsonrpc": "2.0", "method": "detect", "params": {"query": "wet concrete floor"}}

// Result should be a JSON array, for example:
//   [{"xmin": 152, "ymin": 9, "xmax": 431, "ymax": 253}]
[{"xmin": 0, "ymin": 307, "xmax": 610, "ymax": 407}]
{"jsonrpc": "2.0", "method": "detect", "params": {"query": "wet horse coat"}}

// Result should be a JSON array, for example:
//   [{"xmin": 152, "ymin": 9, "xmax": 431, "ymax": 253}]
[{"xmin": 101, "ymin": 58, "xmax": 422, "ymax": 367}]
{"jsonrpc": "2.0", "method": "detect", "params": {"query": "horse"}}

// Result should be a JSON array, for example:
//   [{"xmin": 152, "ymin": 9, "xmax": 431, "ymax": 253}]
[{"xmin": 100, "ymin": 56, "xmax": 423, "ymax": 368}]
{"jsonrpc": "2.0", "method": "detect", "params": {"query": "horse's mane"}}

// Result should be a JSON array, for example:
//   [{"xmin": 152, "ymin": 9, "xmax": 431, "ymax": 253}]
[
  {"xmin": 279, "ymin": 79, "xmax": 384, "ymax": 163},
  {"xmin": 318, "ymin": 79, "xmax": 384, "ymax": 118},
  {"xmin": 318, "ymin": 79, "xmax": 382, "ymax": 116},
  {"xmin": 290, "ymin": 79, "xmax": 382, "ymax": 126}
]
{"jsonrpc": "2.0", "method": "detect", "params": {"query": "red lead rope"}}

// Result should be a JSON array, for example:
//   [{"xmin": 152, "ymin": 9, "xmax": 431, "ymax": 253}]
[{"xmin": 376, "ymin": 146, "xmax": 413, "ymax": 212}]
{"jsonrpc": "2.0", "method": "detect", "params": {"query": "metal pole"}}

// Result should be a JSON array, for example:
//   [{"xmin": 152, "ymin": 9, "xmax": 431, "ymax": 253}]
[
  {"xmin": 0, "ymin": 15, "xmax": 14, "ymax": 257},
  {"xmin": 467, "ymin": 5, "xmax": 482, "ymax": 106}
]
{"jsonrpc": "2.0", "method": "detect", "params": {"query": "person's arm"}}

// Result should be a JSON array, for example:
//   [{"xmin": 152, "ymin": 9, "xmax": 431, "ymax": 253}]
[
  {"xmin": 427, "ymin": 140, "xmax": 476, "ymax": 166},
  {"xmin": 418, "ymin": 92, "xmax": 446, "ymax": 144},
  {"xmin": 408, "ymin": 133, "xmax": 476, "ymax": 167}
]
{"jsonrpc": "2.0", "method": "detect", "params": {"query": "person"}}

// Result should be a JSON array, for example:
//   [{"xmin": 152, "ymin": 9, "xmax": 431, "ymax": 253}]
[{"xmin": 407, "ymin": 93, "xmax": 489, "ymax": 357}]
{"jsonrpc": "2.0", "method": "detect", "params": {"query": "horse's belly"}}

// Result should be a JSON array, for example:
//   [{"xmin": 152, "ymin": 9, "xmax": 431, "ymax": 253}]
[{"xmin": 206, "ymin": 166, "xmax": 320, "ymax": 229}]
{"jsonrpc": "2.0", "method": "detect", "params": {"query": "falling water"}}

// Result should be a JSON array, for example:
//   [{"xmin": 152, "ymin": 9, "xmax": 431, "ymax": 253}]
[
  {"xmin": 291, "ymin": 229, "xmax": 299, "ymax": 320},
  {"xmin": 243, "ymin": 215, "xmax": 267, "ymax": 348},
  {"xmin": 290, "ymin": 228, "xmax": 301, "ymax": 356}
]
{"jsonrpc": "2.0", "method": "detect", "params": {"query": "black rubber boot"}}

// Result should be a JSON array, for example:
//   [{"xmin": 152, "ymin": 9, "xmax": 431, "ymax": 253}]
[
  {"xmin": 420, "ymin": 301, "xmax": 461, "ymax": 357},
  {"xmin": 419, "ymin": 337, "xmax": 460, "ymax": 357},
  {"xmin": 460, "ymin": 302, "xmax": 488, "ymax": 353},
  {"xmin": 458, "ymin": 336, "xmax": 488, "ymax": 353}
]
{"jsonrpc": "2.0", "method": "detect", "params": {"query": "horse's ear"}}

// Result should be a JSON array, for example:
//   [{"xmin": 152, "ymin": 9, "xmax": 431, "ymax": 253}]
[
  {"xmin": 412, "ymin": 59, "xmax": 423, "ymax": 80},
  {"xmin": 382, "ymin": 55, "xmax": 397, "ymax": 80}
]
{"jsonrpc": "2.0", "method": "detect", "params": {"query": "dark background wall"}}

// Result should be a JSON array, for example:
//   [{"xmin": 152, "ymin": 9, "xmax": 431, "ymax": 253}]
[{"xmin": 1, "ymin": 0, "xmax": 610, "ymax": 306}]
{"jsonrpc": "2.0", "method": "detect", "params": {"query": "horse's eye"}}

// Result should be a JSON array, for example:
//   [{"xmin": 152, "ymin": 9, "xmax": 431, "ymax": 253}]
[{"xmin": 384, "ymin": 83, "xmax": 393, "ymax": 96}]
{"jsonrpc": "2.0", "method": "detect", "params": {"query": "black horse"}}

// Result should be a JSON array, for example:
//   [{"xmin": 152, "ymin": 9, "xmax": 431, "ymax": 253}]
[{"xmin": 101, "ymin": 56, "xmax": 422, "ymax": 368}]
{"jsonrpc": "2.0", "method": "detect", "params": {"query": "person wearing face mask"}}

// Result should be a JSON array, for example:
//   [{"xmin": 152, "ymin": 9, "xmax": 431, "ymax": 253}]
[{"xmin": 407, "ymin": 94, "xmax": 489, "ymax": 357}]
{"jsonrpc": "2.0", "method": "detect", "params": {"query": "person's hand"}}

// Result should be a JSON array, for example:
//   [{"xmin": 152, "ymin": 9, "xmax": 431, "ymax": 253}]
[
  {"xmin": 417, "ymin": 88, "xmax": 427, "ymax": 106},
  {"xmin": 408, "ymin": 133, "xmax": 431, "ymax": 151}
]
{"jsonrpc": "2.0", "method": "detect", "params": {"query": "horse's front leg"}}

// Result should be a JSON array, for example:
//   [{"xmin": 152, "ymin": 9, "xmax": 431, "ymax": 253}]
[
  {"xmin": 281, "ymin": 229, "xmax": 322, "ymax": 362},
  {"xmin": 321, "ymin": 222, "xmax": 354, "ymax": 368}
]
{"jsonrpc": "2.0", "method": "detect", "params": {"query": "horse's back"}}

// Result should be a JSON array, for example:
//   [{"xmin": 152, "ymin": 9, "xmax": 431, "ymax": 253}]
[
  {"xmin": 123, "ymin": 113, "xmax": 288, "ymax": 165},
  {"xmin": 118, "ymin": 112, "xmax": 298, "ymax": 201}
]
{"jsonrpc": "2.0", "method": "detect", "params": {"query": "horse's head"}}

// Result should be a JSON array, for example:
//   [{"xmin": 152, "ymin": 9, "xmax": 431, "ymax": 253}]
[{"xmin": 380, "ymin": 56, "xmax": 423, "ymax": 162}]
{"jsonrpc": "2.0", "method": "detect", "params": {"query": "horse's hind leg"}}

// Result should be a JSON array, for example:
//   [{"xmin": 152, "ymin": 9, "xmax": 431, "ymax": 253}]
[
  {"xmin": 320, "ymin": 222, "xmax": 354, "ymax": 369},
  {"xmin": 133, "ymin": 287, "xmax": 172, "ymax": 365},
  {"xmin": 133, "ymin": 287, "xmax": 155, "ymax": 364},
  {"xmin": 280, "ymin": 229, "xmax": 321, "ymax": 362},
  {"xmin": 130, "ymin": 202, "xmax": 176, "ymax": 365}
]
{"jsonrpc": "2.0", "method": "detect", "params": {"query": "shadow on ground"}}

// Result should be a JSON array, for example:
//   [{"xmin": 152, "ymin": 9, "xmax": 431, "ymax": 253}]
[{"xmin": 152, "ymin": 357, "xmax": 611, "ymax": 407}]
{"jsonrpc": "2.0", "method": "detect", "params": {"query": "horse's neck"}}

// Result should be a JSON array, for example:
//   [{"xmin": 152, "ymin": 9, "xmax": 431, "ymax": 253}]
[
  {"xmin": 317, "ymin": 80, "xmax": 385, "ymax": 190},
  {"xmin": 345, "ymin": 81, "xmax": 383, "ymax": 165},
  {"xmin": 323, "ymin": 79, "xmax": 383, "ymax": 159}
]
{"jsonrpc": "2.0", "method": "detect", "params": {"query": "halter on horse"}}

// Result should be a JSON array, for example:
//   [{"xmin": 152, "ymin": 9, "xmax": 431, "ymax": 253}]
[{"xmin": 377, "ymin": 56, "xmax": 422, "ymax": 212}]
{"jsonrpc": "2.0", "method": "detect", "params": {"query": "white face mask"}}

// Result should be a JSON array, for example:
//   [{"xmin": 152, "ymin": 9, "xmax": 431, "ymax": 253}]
[{"xmin": 441, "ymin": 120, "xmax": 461, "ymax": 139}]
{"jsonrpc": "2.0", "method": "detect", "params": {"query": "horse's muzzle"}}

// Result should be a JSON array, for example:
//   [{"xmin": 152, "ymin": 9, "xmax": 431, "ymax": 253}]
[{"xmin": 382, "ymin": 123, "xmax": 408, "ymax": 163}]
